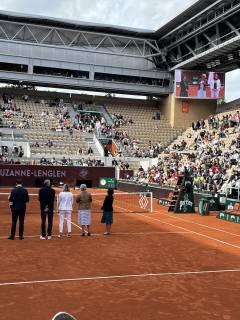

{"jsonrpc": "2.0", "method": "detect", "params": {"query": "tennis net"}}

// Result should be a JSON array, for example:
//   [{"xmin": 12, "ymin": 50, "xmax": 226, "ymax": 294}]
[{"xmin": 0, "ymin": 192, "xmax": 153, "ymax": 214}]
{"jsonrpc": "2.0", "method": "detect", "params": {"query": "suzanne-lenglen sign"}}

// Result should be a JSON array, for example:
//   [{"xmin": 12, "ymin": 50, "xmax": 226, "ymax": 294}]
[{"xmin": 0, "ymin": 168, "xmax": 67, "ymax": 178}]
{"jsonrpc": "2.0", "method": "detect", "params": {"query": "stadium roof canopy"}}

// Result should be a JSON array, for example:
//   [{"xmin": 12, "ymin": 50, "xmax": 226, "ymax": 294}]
[
  {"xmin": 0, "ymin": 1, "xmax": 214, "ymax": 39},
  {"xmin": 0, "ymin": 10, "xmax": 154, "ymax": 38},
  {"xmin": 155, "ymin": 0, "xmax": 214, "ymax": 38}
]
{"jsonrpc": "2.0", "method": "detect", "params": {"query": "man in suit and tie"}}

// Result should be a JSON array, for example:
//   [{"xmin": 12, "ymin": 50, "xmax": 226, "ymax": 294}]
[
  {"xmin": 8, "ymin": 180, "xmax": 29, "ymax": 240},
  {"xmin": 39, "ymin": 179, "xmax": 55, "ymax": 240}
]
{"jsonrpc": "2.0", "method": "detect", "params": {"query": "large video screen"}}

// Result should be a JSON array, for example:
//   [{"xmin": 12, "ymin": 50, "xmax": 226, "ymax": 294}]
[{"xmin": 175, "ymin": 70, "xmax": 225, "ymax": 99}]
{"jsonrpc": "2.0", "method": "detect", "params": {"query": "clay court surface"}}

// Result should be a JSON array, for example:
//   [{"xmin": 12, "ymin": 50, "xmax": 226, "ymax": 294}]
[{"xmin": 0, "ymin": 187, "xmax": 240, "ymax": 320}]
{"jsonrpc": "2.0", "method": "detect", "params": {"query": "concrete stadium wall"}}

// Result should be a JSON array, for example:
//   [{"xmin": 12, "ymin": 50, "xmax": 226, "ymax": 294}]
[
  {"xmin": 0, "ymin": 165, "xmax": 133, "ymax": 187},
  {"xmin": 0, "ymin": 88, "xmax": 157, "ymax": 107},
  {"xmin": 0, "ymin": 165, "xmax": 115, "ymax": 187},
  {"xmin": 161, "ymin": 95, "xmax": 217, "ymax": 128}
]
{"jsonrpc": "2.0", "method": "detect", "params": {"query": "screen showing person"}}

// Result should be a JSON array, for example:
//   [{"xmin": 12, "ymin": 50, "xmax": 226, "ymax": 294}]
[{"xmin": 175, "ymin": 70, "xmax": 225, "ymax": 99}]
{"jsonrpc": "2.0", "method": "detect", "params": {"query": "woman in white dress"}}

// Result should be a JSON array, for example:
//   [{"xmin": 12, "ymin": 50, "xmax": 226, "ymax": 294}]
[{"xmin": 58, "ymin": 184, "xmax": 73, "ymax": 238}]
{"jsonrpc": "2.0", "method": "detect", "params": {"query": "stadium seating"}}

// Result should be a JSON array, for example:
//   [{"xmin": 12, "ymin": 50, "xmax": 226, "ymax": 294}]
[
  {"xmin": 0, "ymin": 95, "xmax": 89, "ymax": 158},
  {"xmin": 135, "ymin": 107, "xmax": 240, "ymax": 192},
  {"xmin": 106, "ymin": 103, "xmax": 182, "ymax": 156}
]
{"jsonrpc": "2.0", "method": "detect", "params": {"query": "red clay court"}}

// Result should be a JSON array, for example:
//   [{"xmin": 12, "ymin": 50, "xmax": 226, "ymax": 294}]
[{"xmin": 0, "ymin": 188, "xmax": 240, "ymax": 320}]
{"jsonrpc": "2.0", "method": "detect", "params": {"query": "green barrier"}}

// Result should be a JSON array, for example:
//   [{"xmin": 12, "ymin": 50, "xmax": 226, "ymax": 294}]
[
  {"xmin": 99, "ymin": 177, "xmax": 117, "ymax": 189},
  {"xmin": 158, "ymin": 199, "xmax": 171, "ymax": 206},
  {"xmin": 217, "ymin": 212, "xmax": 240, "ymax": 224}
]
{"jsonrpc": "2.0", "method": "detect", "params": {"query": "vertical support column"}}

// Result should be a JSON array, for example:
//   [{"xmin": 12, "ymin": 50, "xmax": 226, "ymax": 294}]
[
  {"xmin": 89, "ymin": 70, "xmax": 94, "ymax": 81},
  {"xmin": 28, "ymin": 62, "xmax": 33, "ymax": 75},
  {"xmin": 195, "ymin": 35, "xmax": 199, "ymax": 51},
  {"xmin": 215, "ymin": 24, "xmax": 220, "ymax": 45}
]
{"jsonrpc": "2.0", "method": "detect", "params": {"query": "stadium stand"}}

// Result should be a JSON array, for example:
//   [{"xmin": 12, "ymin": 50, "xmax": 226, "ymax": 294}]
[
  {"xmin": 1, "ymin": 88, "xmax": 239, "ymax": 191},
  {"xmin": 1, "ymin": 90, "xmax": 183, "ymax": 163},
  {"xmin": 106, "ymin": 102, "xmax": 182, "ymax": 157},
  {"xmin": 134, "ymin": 107, "xmax": 240, "ymax": 193}
]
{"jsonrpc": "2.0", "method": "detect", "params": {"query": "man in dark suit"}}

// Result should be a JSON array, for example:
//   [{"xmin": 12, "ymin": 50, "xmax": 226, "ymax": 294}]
[
  {"xmin": 8, "ymin": 180, "xmax": 29, "ymax": 240},
  {"xmin": 38, "ymin": 179, "xmax": 55, "ymax": 240}
]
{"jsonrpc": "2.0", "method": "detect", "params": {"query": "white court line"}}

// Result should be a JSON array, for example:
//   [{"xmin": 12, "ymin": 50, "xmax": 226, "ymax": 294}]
[
  {"xmin": 154, "ymin": 210, "xmax": 240, "ymax": 237},
  {"xmin": 111, "ymin": 231, "xmax": 191, "ymax": 236},
  {"xmin": 67, "ymin": 219, "xmax": 82, "ymax": 231},
  {"xmin": 135, "ymin": 213, "xmax": 240, "ymax": 250},
  {"xmin": 0, "ymin": 268, "xmax": 240, "ymax": 287},
  {"xmin": 0, "ymin": 233, "xmax": 81, "ymax": 240},
  {"xmin": 111, "ymin": 201, "xmax": 240, "ymax": 250},
  {"xmin": 0, "ymin": 231, "xmax": 192, "ymax": 240}
]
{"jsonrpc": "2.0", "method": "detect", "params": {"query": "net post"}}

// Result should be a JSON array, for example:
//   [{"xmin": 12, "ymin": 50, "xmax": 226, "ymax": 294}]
[
  {"xmin": 150, "ymin": 192, "xmax": 153, "ymax": 213},
  {"xmin": 55, "ymin": 194, "xmax": 59, "ymax": 214}
]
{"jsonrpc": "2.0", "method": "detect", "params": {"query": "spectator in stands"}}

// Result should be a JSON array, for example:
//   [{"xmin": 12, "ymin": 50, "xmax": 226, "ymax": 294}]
[
  {"xmin": 156, "ymin": 112, "xmax": 161, "ymax": 120},
  {"xmin": 33, "ymin": 141, "xmax": 40, "ymax": 148},
  {"xmin": 104, "ymin": 145, "xmax": 109, "ymax": 157},
  {"xmin": 78, "ymin": 147, "xmax": 83, "ymax": 155},
  {"xmin": 87, "ymin": 146, "xmax": 93, "ymax": 155},
  {"xmin": 46, "ymin": 140, "xmax": 53, "ymax": 148},
  {"xmin": 95, "ymin": 119, "xmax": 101, "ymax": 136},
  {"xmin": 61, "ymin": 157, "xmax": 67, "ymax": 165},
  {"xmin": 236, "ymin": 135, "xmax": 240, "ymax": 148},
  {"xmin": 51, "ymin": 157, "xmax": 57, "ymax": 165},
  {"xmin": 18, "ymin": 146, "xmax": 24, "ymax": 158},
  {"xmin": 40, "ymin": 156, "xmax": 47, "ymax": 165},
  {"xmin": 22, "ymin": 95, "xmax": 29, "ymax": 102}
]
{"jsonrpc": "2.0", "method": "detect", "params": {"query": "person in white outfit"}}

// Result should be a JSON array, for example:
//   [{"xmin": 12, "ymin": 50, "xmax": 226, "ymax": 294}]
[
  {"xmin": 209, "ymin": 73, "xmax": 221, "ymax": 99},
  {"xmin": 58, "ymin": 184, "xmax": 73, "ymax": 238},
  {"xmin": 95, "ymin": 120, "xmax": 101, "ymax": 136}
]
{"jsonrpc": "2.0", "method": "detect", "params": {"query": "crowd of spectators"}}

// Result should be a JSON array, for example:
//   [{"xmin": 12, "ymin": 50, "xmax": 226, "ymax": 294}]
[
  {"xmin": 0, "ymin": 155, "xmax": 22, "ymax": 164},
  {"xmin": 1, "ymin": 145, "xmax": 24, "ymax": 158},
  {"xmin": 0, "ymin": 96, "xmax": 33, "ymax": 129},
  {"xmin": 73, "ymin": 113, "xmax": 106, "ymax": 135},
  {"xmin": 0, "ymin": 145, "xmax": 24, "ymax": 164},
  {"xmin": 72, "ymin": 112, "xmax": 133, "ymax": 140},
  {"xmin": 39, "ymin": 156, "xmax": 105, "ymax": 167},
  {"xmin": 133, "ymin": 148, "xmax": 240, "ymax": 194},
  {"xmin": 192, "ymin": 111, "xmax": 240, "ymax": 131},
  {"xmin": 132, "ymin": 109, "xmax": 240, "ymax": 193}
]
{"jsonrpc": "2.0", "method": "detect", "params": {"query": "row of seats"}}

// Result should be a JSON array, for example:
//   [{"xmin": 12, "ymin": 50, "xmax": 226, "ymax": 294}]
[
  {"xmin": 107, "ymin": 103, "xmax": 181, "ymax": 148},
  {"xmin": 168, "ymin": 106, "xmax": 240, "ymax": 152}
]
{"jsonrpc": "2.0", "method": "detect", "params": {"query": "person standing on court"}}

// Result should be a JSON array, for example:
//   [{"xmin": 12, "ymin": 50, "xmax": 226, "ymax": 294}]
[
  {"xmin": 76, "ymin": 184, "xmax": 92, "ymax": 236},
  {"xmin": 38, "ymin": 179, "xmax": 55, "ymax": 240},
  {"xmin": 58, "ymin": 184, "xmax": 73, "ymax": 238},
  {"xmin": 101, "ymin": 188, "xmax": 114, "ymax": 235},
  {"xmin": 8, "ymin": 180, "xmax": 29, "ymax": 240}
]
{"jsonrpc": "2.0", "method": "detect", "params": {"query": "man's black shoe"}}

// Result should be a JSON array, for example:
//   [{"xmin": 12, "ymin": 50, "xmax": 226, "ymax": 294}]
[
  {"xmin": 8, "ymin": 235, "xmax": 15, "ymax": 240},
  {"xmin": 19, "ymin": 236, "xmax": 24, "ymax": 240}
]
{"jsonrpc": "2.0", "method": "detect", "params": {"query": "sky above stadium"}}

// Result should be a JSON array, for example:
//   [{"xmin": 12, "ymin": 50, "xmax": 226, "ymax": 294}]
[{"xmin": 0, "ymin": 0, "xmax": 239, "ymax": 101}]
